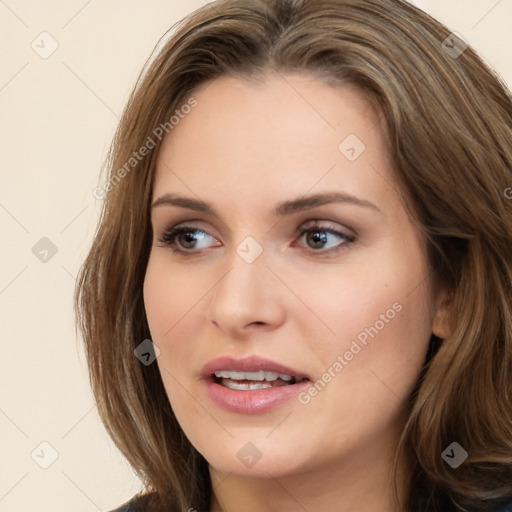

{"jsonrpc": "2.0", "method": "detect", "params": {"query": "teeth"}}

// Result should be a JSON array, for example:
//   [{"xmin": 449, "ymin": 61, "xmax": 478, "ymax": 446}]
[
  {"xmin": 222, "ymin": 380, "xmax": 273, "ymax": 390},
  {"xmin": 214, "ymin": 370, "xmax": 294, "ymax": 381}
]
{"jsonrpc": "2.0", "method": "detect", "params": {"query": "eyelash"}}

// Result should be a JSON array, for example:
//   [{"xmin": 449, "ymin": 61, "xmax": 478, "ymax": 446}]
[{"xmin": 157, "ymin": 222, "xmax": 356, "ymax": 256}]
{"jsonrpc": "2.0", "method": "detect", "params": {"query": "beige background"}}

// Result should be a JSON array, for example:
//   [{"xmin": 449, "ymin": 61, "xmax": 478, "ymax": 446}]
[{"xmin": 0, "ymin": 1, "xmax": 510, "ymax": 511}]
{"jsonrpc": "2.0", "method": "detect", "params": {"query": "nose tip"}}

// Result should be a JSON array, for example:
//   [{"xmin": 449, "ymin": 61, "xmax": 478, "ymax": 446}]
[{"xmin": 204, "ymin": 259, "xmax": 285, "ymax": 336}]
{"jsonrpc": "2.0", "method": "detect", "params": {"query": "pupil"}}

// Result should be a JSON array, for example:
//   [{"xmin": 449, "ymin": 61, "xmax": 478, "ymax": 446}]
[
  {"xmin": 309, "ymin": 231, "xmax": 327, "ymax": 248},
  {"xmin": 181, "ymin": 232, "xmax": 197, "ymax": 248}
]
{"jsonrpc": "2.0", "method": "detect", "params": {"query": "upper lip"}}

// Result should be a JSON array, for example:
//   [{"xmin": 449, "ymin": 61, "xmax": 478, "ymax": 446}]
[{"xmin": 201, "ymin": 355, "xmax": 310, "ymax": 381}]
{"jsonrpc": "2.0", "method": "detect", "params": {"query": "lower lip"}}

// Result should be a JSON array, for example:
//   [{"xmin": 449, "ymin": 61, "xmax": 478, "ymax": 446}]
[{"xmin": 204, "ymin": 378, "xmax": 311, "ymax": 414}]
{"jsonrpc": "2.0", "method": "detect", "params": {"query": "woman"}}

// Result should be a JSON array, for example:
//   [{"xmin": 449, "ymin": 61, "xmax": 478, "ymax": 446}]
[{"xmin": 75, "ymin": 0, "xmax": 512, "ymax": 511}]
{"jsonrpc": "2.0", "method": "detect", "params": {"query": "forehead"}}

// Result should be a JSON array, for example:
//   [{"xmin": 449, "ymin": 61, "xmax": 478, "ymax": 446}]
[{"xmin": 153, "ymin": 73, "xmax": 395, "ymax": 216}]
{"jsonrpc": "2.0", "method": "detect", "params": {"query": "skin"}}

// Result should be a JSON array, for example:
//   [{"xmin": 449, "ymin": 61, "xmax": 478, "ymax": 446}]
[{"xmin": 143, "ymin": 73, "xmax": 451, "ymax": 512}]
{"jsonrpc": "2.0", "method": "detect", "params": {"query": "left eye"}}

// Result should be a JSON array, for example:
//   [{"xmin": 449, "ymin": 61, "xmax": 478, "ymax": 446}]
[{"xmin": 297, "ymin": 226, "xmax": 355, "ymax": 252}]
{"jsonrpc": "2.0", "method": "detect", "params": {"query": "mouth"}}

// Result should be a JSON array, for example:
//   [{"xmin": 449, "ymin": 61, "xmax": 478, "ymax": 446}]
[
  {"xmin": 212, "ymin": 370, "xmax": 308, "ymax": 390},
  {"xmin": 201, "ymin": 356, "xmax": 311, "ymax": 414}
]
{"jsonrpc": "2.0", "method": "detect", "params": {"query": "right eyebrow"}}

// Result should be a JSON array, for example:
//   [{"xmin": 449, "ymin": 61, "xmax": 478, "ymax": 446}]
[{"xmin": 151, "ymin": 194, "xmax": 215, "ymax": 214}]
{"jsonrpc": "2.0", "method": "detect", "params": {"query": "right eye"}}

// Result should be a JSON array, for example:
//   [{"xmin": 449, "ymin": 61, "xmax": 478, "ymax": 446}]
[{"xmin": 157, "ymin": 225, "xmax": 219, "ymax": 253}]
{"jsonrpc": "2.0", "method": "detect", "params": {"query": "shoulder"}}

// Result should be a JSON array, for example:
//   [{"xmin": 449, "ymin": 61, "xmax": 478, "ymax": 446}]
[
  {"xmin": 107, "ymin": 493, "xmax": 512, "ymax": 512},
  {"xmin": 495, "ymin": 504, "xmax": 512, "ymax": 512},
  {"xmin": 107, "ymin": 499, "xmax": 134, "ymax": 512},
  {"xmin": 107, "ymin": 493, "xmax": 156, "ymax": 512},
  {"xmin": 107, "ymin": 496, "xmax": 136, "ymax": 512}
]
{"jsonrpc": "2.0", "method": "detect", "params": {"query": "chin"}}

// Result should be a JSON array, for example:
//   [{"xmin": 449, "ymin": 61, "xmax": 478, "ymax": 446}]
[{"xmin": 191, "ymin": 429, "xmax": 312, "ymax": 479}]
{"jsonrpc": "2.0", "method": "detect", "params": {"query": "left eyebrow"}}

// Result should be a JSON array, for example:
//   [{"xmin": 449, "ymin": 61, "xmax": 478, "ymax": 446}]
[
  {"xmin": 151, "ymin": 191, "xmax": 381, "ymax": 216},
  {"xmin": 272, "ymin": 191, "xmax": 381, "ymax": 216}
]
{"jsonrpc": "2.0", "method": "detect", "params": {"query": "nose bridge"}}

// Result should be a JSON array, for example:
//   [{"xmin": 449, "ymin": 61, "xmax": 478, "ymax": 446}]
[
  {"xmin": 214, "ymin": 235, "xmax": 268, "ymax": 303},
  {"xmin": 235, "ymin": 234, "xmax": 265, "ymax": 266},
  {"xmin": 206, "ymin": 234, "xmax": 284, "ymax": 332}
]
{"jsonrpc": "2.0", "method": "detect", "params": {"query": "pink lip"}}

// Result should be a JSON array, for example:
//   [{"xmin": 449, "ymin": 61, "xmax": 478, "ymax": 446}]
[{"xmin": 200, "ymin": 355, "xmax": 312, "ymax": 415}]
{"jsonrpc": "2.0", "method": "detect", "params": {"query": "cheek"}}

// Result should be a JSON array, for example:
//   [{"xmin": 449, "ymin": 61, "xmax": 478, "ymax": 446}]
[
  {"xmin": 296, "ymin": 243, "xmax": 434, "ymax": 391},
  {"xmin": 143, "ymin": 258, "xmax": 208, "ymax": 421},
  {"xmin": 143, "ymin": 255, "xmax": 221, "ymax": 390},
  {"xmin": 289, "ymin": 267, "xmax": 433, "ymax": 447},
  {"xmin": 143, "ymin": 257, "xmax": 202, "ymax": 389},
  {"xmin": 143, "ymin": 256, "xmax": 206, "ymax": 340}
]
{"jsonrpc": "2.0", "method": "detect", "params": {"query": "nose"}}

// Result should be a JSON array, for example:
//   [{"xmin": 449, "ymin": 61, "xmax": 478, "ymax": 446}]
[{"xmin": 204, "ymin": 247, "xmax": 286, "ymax": 338}]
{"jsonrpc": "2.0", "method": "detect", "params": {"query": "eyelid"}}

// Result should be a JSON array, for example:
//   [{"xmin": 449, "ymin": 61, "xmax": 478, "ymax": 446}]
[
  {"xmin": 156, "ymin": 219, "xmax": 220, "ymax": 240},
  {"xmin": 296, "ymin": 219, "xmax": 356, "ymax": 238},
  {"xmin": 157, "ymin": 217, "xmax": 355, "ymax": 237}
]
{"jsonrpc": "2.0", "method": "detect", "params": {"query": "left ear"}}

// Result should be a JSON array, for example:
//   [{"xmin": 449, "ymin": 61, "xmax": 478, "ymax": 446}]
[{"xmin": 432, "ymin": 288, "xmax": 454, "ymax": 339}]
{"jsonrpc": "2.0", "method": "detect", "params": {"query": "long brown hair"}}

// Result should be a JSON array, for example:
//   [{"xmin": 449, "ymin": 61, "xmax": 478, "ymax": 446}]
[{"xmin": 75, "ymin": 1, "xmax": 512, "ymax": 510}]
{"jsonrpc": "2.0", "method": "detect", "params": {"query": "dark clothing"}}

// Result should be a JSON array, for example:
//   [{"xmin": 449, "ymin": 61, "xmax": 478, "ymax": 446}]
[{"xmin": 110, "ymin": 496, "xmax": 512, "ymax": 512}]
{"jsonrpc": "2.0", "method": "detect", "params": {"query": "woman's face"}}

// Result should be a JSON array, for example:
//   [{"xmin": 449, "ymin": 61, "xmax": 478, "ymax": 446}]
[{"xmin": 143, "ymin": 73, "xmax": 447, "ymax": 478}]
